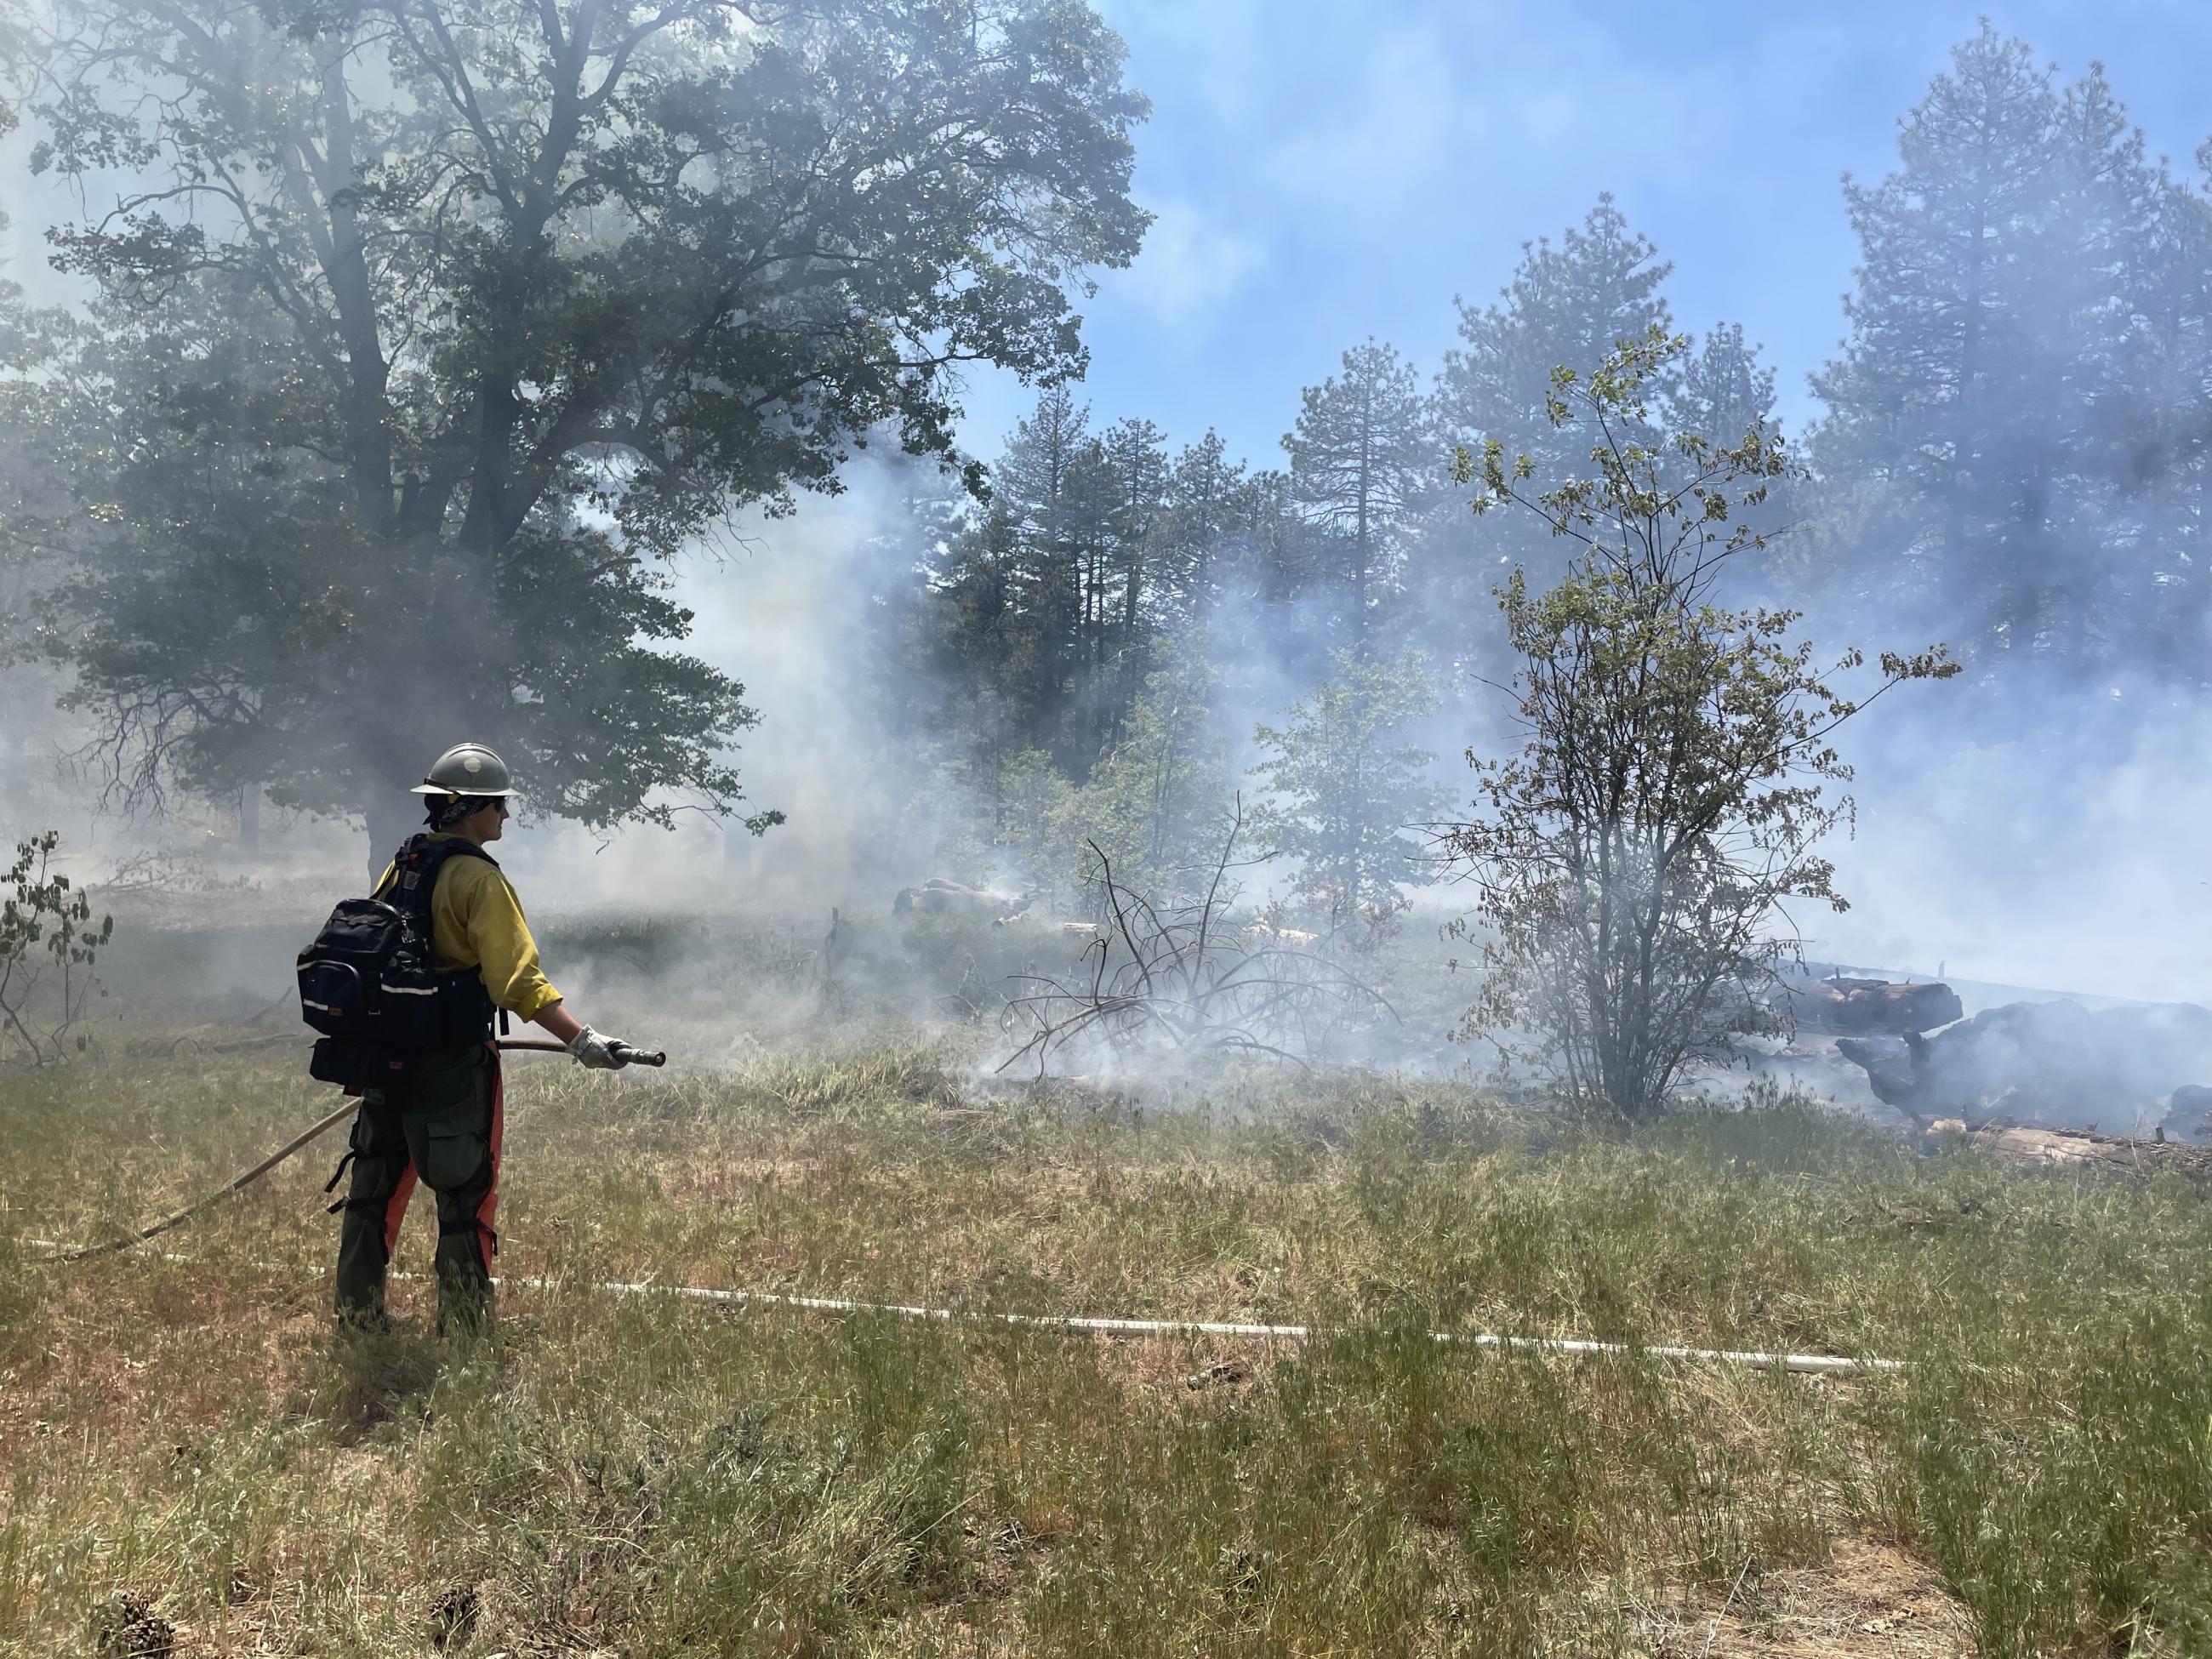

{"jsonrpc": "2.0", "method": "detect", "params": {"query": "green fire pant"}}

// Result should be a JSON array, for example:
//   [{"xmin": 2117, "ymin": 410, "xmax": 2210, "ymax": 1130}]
[{"xmin": 332, "ymin": 1042, "xmax": 504, "ymax": 1335}]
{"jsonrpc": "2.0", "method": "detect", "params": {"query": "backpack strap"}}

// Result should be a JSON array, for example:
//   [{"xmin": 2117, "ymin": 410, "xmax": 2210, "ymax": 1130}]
[
  {"xmin": 384, "ymin": 836, "xmax": 503, "ymax": 1045},
  {"xmin": 386, "ymin": 835, "xmax": 499, "ymax": 918}
]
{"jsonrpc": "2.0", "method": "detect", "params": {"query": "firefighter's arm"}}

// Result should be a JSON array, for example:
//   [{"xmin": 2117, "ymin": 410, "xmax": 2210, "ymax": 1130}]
[
  {"xmin": 458, "ymin": 874, "xmax": 635, "ymax": 1067},
  {"xmin": 455, "ymin": 868, "xmax": 563, "ymax": 1021},
  {"xmin": 533, "ymin": 1001, "xmax": 584, "ymax": 1044}
]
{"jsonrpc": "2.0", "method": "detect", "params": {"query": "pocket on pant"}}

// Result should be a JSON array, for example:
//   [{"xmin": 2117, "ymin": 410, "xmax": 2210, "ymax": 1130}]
[
  {"xmin": 420, "ymin": 1124, "xmax": 491, "ymax": 1194},
  {"xmin": 406, "ymin": 1044, "xmax": 488, "ymax": 1111}
]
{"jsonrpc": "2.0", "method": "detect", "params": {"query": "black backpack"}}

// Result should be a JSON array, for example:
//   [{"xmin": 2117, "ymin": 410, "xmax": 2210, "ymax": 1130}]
[{"xmin": 299, "ymin": 835, "xmax": 500, "ymax": 1085}]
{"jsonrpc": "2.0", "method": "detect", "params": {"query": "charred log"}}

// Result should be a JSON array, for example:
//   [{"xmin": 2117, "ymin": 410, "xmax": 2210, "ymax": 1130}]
[
  {"xmin": 1838, "ymin": 999, "xmax": 2212, "ymax": 1138},
  {"xmin": 892, "ymin": 880, "xmax": 1032, "ymax": 921},
  {"xmin": 1925, "ymin": 1120, "xmax": 2212, "ymax": 1179},
  {"xmin": 1782, "ymin": 975, "xmax": 1963, "ymax": 1035}
]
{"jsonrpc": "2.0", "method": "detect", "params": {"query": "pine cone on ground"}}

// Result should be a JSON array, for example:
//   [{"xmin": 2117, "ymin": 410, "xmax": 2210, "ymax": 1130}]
[{"xmin": 93, "ymin": 1590, "xmax": 176, "ymax": 1659}]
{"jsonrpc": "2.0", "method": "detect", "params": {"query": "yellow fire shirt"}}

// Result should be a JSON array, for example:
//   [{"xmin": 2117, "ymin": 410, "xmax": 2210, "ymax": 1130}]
[{"xmin": 372, "ymin": 835, "xmax": 562, "ymax": 1021}]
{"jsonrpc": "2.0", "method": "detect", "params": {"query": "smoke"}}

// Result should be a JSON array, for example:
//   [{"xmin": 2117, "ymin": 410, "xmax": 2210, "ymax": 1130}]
[
  {"xmin": 1811, "ymin": 675, "xmax": 2212, "ymax": 1006},
  {"xmin": 511, "ymin": 459, "xmax": 957, "ymax": 915},
  {"xmin": 6, "ymin": 8, "xmax": 2211, "ymax": 1094}
]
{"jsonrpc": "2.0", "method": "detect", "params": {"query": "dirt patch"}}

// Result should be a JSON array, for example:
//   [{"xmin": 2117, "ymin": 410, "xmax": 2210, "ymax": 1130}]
[{"xmin": 1657, "ymin": 1537, "xmax": 1976, "ymax": 1656}]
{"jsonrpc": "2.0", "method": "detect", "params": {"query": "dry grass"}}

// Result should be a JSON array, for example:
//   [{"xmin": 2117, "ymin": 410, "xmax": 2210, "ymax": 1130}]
[{"xmin": 3, "ymin": 1023, "xmax": 2209, "ymax": 1655}]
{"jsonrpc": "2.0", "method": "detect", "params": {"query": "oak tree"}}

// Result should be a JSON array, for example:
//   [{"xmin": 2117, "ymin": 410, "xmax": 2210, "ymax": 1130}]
[{"xmin": 13, "ymin": 0, "xmax": 1149, "ymax": 868}]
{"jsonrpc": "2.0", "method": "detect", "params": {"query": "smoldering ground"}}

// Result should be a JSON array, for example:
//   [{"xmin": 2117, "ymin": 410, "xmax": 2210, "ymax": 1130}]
[
  {"xmin": 7, "ymin": 22, "xmax": 2212, "ymax": 1092},
  {"xmin": 16, "ymin": 445, "xmax": 2212, "ymax": 1099}
]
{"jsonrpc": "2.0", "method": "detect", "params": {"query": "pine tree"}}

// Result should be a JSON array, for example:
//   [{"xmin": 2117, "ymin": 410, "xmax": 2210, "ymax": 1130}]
[
  {"xmin": 1415, "ymin": 197, "xmax": 1676, "ymax": 669},
  {"xmin": 1249, "ymin": 647, "xmax": 1448, "ymax": 926},
  {"xmin": 1282, "ymin": 339, "xmax": 1431, "ymax": 639},
  {"xmin": 1103, "ymin": 417, "xmax": 1170, "ymax": 639},
  {"xmin": 996, "ymin": 387, "xmax": 1092, "ymax": 539},
  {"xmin": 1809, "ymin": 26, "xmax": 2063, "ymax": 663},
  {"xmin": 1154, "ymin": 430, "xmax": 1247, "ymax": 616},
  {"xmin": 1805, "ymin": 29, "xmax": 2209, "ymax": 678},
  {"xmin": 1435, "ymin": 196, "xmax": 1674, "ymax": 490},
  {"xmin": 991, "ymin": 388, "xmax": 1092, "ymax": 761},
  {"xmin": 2038, "ymin": 65, "xmax": 2164, "ymax": 665},
  {"xmin": 1052, "ymin": 630, "xmax": 1232, "ymax": 901},
  {"xmin": 1059, "ymin": 437, "xmax": 1124, "ymax": 755},
  {"xmin": 2124, "ymin": 156, "xmax": 2212, "ymax": 681},
  {"xmin": 1097, "ymin": 416, "xmax": 1172, "ymax": 744},
  {"xmin": 1672, "ymin": 324, "xmax": 1778, "ymax": 456},
  {"xmin": 1234, "ymin": 469, "xmax": 1307, "ymax": 606},
  {"xmin": 921, "ymin": 505, "xmax": 1028, "ymax": 751},
  {"xmin": 1673, "ymin": 323, "xmax": 1791, "ymax": 597}
]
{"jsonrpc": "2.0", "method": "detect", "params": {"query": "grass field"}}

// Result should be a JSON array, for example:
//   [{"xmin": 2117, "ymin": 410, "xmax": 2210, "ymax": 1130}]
[{"xmin": 4, "ymin": 990, "xmax": 2212, "ymax": 1655}]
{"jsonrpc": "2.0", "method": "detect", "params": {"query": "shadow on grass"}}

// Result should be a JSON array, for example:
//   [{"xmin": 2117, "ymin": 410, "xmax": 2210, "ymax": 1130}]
[{"xmin": 294, "ymin": 1324, "xmax": 448, "ymax": 1444}]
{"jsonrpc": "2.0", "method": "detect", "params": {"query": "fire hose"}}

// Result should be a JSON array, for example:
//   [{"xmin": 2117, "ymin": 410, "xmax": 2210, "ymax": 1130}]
[{"xmin": 31, "ymin": 1038, "xmax": 664, "ymax": 1263}]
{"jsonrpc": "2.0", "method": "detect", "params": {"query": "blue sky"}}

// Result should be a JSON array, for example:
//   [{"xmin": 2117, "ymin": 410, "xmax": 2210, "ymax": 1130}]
[
  {"xmin": 952, "ymin": 0, "xmax": 2212, "ymax": 472},
  {"xmin": 6, "ymin": 0, "xmax": 2204, "ymax": 482}
]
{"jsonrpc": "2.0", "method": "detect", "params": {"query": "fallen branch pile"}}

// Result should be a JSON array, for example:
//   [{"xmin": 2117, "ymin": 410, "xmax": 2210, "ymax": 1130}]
[{"xmin": 999, "ymin": 812, "xmax": 1398, "ymax": 1077}]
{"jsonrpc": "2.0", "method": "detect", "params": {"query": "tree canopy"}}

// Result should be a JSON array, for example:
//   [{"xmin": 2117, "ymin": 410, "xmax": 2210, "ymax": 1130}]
[
  {"xmin": 1809, "ymin": 22, "xmax": 2212, "ymax": 679},
  {"xmin": 1281, "ymin": 339, "xmax": 1429, "ymax": 637},
  {"xmin": 9, "ymin": 0, "xmax": 1149, "ymax": 859},
  {"xmin": 6, "ymin": 13, "xmax": 2207, "ymax": 956}
]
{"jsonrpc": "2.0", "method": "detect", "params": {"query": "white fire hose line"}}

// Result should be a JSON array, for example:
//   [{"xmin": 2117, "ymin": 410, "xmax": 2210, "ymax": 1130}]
[
  {"xmin": 503, "ymin": 1274, "xmax": 1904, "ymax": 1376},
  {"xmin": 23, "ymin": 1240, "xmax": 1901, "ymax": 1377}
]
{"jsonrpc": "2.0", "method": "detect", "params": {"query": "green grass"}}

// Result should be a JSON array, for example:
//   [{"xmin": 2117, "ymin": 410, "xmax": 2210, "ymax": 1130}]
[{"xmin": 3, "ymin": 1033, "xmax": 2210, "ymax": 1654}]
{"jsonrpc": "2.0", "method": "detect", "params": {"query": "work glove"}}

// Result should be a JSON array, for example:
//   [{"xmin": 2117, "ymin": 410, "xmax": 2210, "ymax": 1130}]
[{"xmin": 567, "ymin": 1025, "xmax": 630, "ymax": 1069}]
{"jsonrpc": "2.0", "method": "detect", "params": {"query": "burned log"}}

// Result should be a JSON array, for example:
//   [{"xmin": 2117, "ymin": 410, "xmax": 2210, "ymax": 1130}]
[
  {"xmin": 892, "ymin": 880, "xmax": 1032, "ymax": 921},
  {"xmin": 1782, "ymin": 975, "xmax": 1963, "ymax": 1035},
  {"xmin": 1924, "ymin": 1120, "xmax": 2212, "ymax": 1179},
  {"xmin": 1838, "ymin": 998, "xmax": 2212, "ymax": 1139}
]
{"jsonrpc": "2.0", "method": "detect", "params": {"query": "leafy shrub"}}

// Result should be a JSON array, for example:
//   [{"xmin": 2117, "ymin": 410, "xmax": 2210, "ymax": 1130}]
[{"xmin": 0, "ymin": 831, "xmax": 115, "ymax": 1063}]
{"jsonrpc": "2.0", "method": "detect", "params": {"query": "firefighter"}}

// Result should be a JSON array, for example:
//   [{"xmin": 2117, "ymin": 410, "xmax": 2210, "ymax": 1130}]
[{"xmin": 332, "ymin": 741, "xmax": 635, "ymax": 1335}]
